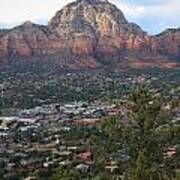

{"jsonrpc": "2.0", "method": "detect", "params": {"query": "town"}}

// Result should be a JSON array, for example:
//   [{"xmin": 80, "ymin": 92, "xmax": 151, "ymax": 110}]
[
  {"xmin": 0, "ymin": 94, "xmax": 180, "ymax": 179},
  {"xmin": 0, "ymin": 100, "xmax": 128, "ymax": 179},
  {"xmin": 0, "ymin": 64, "xmax": 180, "ymax": 179}
]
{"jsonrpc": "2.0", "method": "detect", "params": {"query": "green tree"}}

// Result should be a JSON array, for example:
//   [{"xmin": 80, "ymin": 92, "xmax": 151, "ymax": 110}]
[
  {"xmin": 125, "ymin": 86, "xmax": 175, "ymax": 180},
  {"xmin": 51, "ymin": 167, "xmax": 81, "ymax": 180},
  {"xmin": 93, "ymin": 172, "xmax": 112, "ymax": 180},
  {"xmin": 130, "ymin": 151, "xmax": 147, "ymax": 180},
  {"xmin": 103, "ymin": 115, "xmax": 120, "ymax": 139}
]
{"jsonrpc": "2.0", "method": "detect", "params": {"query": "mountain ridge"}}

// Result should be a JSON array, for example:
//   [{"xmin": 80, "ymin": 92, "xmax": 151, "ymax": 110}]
[{"xmin": 0, "ymin": 0, "xmax": 179, "ymax": 70}]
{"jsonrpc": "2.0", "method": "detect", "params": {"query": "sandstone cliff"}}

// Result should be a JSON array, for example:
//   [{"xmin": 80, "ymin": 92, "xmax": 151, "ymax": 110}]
[
  {"xmin": 154, "ymin": 28, "xmax": 180, "ymax": 59},
  {"xmin": 0, "ymin": 0, "xmax": 179, "ymax": 70}
]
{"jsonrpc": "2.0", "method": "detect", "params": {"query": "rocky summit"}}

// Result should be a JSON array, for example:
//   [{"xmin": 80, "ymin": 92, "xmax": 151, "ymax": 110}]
[{"xmin": 0, "ymin": 0, "xmax": 179, "ymax": 70}]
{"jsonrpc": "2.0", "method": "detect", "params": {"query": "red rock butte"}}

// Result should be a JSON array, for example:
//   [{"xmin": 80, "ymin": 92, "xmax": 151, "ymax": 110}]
[{"xmin": 0, "ymin": 0, "xmax": 179, "ymax": 70}]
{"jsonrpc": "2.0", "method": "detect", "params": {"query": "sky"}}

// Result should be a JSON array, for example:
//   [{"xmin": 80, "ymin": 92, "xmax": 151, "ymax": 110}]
[{"xmin": 0, "ymin": 0, "xmax": 180, "ymax": 35}]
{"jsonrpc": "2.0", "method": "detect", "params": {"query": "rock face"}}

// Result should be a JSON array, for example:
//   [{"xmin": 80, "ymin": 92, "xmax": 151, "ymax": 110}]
[
  {"xmin": 0, "ymin": 22, "xmax": 50, "ymax": 59},
  {"xmin": 0, "ymin": 0, "xmax": 179, "ymax": 69},
  {"xmin": 48, "ymin": 0, "xmax": 155, "ymax": 64},
  {"xmin": 154, "ymin": 28, "xmax": 180, "ymax": 59}
]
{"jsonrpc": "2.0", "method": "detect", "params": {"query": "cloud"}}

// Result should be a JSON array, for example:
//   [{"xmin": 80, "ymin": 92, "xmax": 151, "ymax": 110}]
[
  {"xmin": 120, "ymin": 0, "xmax": 169, "ymax": 6},
  {"xmin": 0, "ymin": 0, "xmax": 72, "ymax": 28},
  {"xmin": 111, "ymin": 0, "xmax": 180, "ymax": 34},
  {"xmin": 111, "ymin": 0, "xmax": 145, "ymax": 17}
]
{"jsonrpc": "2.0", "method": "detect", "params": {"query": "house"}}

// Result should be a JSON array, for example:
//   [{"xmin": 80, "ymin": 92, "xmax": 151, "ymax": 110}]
[
  {"xmin": 59, "ymin": 160, "xmax": 71, "ymax": 166},
  {"xmin": 105, "ymin": 160, "xmax": 119, "ymax": 173},
  {"xmin": 105, "ymin": 165, "xmax": 119, "ymax": 173},
  {"xmin": 76, "ymin": 163, "xmax": 89, "ymax": 172},
  {"xmin": 164, "ymin": 146, "xmax": 176, "ymax": 158},
  {"xmin": 24, "ymin": 176, "xmax": 37, "ymax": 180},
  {"xmin": 72, "ymin": 118, "xmax": 100, "ymax": 126},
  {"xmin": 75, "ymin": 150, "xmax": 92, "ymax": 164},
  {"xmin": 0, "ymin": 117, "xmax": 17, "ymax": 126},
  {"xmin": 0, "ymin": 126, "xmax": 9, "ymax": 137},
  {"xmin": 67, "ymin": 146, "xmax": 78, "ymax": 151},
  {"xmin": 18, "ymin": 118, "xmax": 37, "ymax": 124}
]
